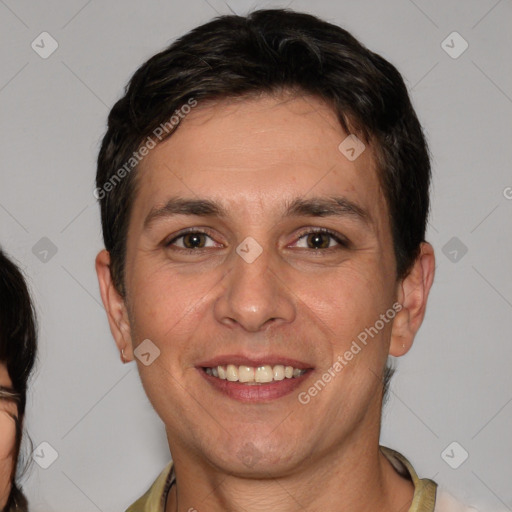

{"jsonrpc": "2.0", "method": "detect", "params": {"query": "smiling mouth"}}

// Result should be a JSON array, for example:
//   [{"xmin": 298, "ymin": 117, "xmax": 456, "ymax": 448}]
[{"xmin": 203, "ymin": 364, "xmax": 308, "ymax": 384}]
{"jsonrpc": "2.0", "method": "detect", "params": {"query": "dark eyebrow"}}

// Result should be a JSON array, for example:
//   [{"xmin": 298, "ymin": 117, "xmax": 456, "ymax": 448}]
[
  {"xmin": 282, "ymin": 196, "xmax": 371, "ymax": 225},
  {"xmin": 143, "ymin": 195, "xmax": 371, "ymax": 230},
  {"xmin": 144, "ymin": 197, "xmax": 228, "ymax": 229}
]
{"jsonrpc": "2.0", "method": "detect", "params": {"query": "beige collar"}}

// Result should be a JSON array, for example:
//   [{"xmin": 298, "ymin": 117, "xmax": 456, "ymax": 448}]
[{"xmin": 380, "ymin": 446, "xmax": 438, "ymax": 512}]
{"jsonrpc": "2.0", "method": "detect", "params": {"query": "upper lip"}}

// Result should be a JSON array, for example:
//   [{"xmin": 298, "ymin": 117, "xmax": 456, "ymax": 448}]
[{"xmin": 197, "ymin": 354, "xmax": 313, "ymax": 369}]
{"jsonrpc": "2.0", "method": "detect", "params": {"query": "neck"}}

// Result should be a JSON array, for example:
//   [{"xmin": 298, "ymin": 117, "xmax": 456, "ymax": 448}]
[{"xmin": 164, "ymin": 430, "xmax": 414, "ymax": 512}]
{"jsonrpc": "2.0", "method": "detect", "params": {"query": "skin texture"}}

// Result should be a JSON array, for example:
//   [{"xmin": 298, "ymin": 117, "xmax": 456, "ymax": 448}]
[
  {"xmin": 0, "ymin": 363, "xmax": 16, "ymax": 510},
  {"xmin": 96, "ymin": 93, "xmax": 435, "ymax": 512}
]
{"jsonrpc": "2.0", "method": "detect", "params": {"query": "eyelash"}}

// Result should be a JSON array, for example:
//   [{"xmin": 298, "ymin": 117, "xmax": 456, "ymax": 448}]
[{"xmin": 164, "ymin": 227, "xmax": 349, "ymax": 253}]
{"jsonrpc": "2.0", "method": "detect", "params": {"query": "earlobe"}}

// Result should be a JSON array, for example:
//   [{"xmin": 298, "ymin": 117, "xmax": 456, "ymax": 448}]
[
  {"xmin": 389, "ymin": 307, "xmax": 412, "ymax": 356},
  {"xmin": 95, "ymin": 250, "xmax": 134, "ymax": 362},
  {"xmin": 389, "ymin": 242, "xmax": 435, "ymax": 357}
]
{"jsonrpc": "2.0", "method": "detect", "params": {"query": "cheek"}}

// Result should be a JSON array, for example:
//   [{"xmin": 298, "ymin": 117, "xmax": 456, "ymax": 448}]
[
  {"xmin": 311, "ymin": 263, "xmax": 389, "ymax": 317},
  {"xmin": 127, "ymin": 262, "xmax": 223, "ymax": 387},
  {"xmin": 299, "ymin": 264, "xmax": 394, "ymax": 362},
  {"xmin": 128, "ymin": 258, "xmax": 210, "ymax": 338},
  {"xmin": 0, "ymin": 457, "xmax": 13, "ymax": 511}
]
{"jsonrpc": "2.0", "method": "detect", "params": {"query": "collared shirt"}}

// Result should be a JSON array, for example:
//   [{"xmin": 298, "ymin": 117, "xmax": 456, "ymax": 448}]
[{"xmin": 125, "ymin": 445, "xmax": 470, "ymax": 512}]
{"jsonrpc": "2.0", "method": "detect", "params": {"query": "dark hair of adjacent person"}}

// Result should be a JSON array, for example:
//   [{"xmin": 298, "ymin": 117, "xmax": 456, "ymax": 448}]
[
  {"xmin": 0, "ymin": 248, "xmax": 37, "ymax": 511},
  {"xmin": 96, "ymin": 8, "xmax": 431, "ymax": 399}
]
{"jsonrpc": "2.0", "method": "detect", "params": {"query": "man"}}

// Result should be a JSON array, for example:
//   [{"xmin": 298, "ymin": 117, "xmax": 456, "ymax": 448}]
[{"xmin": 95, "ymin": 8, "xmax": 478, "ymax": 512}]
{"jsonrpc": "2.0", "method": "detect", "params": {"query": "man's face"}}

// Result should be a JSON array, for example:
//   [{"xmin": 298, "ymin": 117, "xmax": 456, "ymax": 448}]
[{"xmin": 122, "ymin": 93, "xmax": 399, "ymax": 474}]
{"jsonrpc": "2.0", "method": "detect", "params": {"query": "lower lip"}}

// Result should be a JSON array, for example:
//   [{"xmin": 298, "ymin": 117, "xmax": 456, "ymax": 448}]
[{"xmin": 198, "ymin": 368, "xmax": 312, "ymax": 402}]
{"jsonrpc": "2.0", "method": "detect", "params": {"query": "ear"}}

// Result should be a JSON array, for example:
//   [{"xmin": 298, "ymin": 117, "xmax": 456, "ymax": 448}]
[
  {"xmin": 95, "ymin": 249, "xmax": 134, "ymax": 362},
  {"xmin": 389, "ymin": 242, "xmax": 435, "ymax": 357}
]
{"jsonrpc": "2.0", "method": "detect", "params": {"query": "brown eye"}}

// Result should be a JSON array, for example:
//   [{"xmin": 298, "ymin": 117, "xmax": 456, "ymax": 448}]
[
  {"xmin": 293, "ymin": 228, "xmax": 349, "ymax": 250},
  {"xmin": 165, "ymin": 229, "xmax": 219, "ymax": 251},
  {"xmin": 305, "ymin": 232, "xmax": 331, "ymax": 249},
  {"xmin": 181, "ymin": 233, "xmax": 207, "ymax": 249}
]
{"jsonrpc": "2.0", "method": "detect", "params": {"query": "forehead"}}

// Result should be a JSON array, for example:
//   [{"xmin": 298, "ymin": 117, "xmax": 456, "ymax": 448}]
[
  {"xmin": 0, "ymin": 363, "xmax": 12, "ymax": 388},
  {"xmin": 131, "ymin": 93, "xmax": 388, "ymax": 229}
]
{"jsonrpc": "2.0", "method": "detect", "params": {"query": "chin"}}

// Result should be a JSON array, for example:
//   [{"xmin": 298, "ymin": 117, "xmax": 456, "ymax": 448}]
[{"xmin": 204, "ymin": 435, "xmax": 304, "ymax": 477}]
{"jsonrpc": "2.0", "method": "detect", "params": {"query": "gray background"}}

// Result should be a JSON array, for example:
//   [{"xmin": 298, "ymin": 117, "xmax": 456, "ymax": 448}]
[{"xmin": 0, "ymin": 0, "xmax": 511, "ymax": 510}]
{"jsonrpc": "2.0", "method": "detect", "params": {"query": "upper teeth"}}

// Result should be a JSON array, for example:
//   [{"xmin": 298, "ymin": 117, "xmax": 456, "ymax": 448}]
[{"xmin": 205, "ymin": 364, "xmax": 306, "ymax": 383}]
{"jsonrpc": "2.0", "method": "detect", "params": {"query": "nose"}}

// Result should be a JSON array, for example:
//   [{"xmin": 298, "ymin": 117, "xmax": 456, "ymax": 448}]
[{"xmin": 213, "ymin": 239, "xmax": 296, "ymax": 332}]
